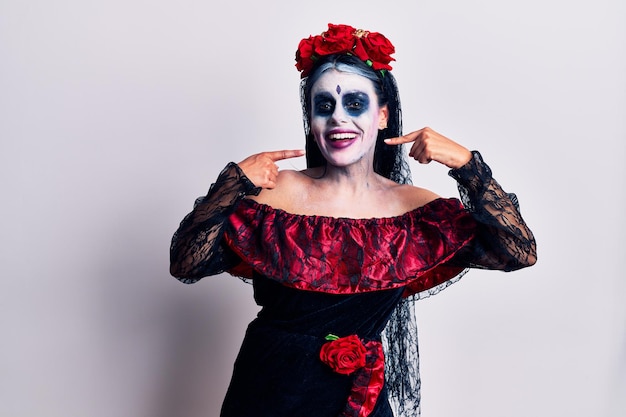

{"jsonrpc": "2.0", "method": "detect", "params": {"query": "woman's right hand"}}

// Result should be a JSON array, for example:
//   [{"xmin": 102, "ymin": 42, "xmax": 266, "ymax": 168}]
[{"xmin": 238, "ymin": 150, "xmax": 305, "ymax": 189}]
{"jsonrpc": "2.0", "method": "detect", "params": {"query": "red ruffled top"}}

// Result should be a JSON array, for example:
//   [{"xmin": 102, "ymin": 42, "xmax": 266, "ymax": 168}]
[{"xmin": 224, "ymin": 197, "xmax": 477, "ymax": 297}]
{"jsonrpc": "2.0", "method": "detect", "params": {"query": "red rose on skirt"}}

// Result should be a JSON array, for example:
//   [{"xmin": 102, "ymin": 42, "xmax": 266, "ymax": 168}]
[{"xmin": 319, "ymin": 335, "xmax": 367, "ymax": 375}]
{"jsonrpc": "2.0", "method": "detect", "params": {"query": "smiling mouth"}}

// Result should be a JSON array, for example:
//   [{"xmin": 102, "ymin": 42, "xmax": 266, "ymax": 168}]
[{"xmin": 327, "ymin": 132, "xmax": 358, "ymax": 141}]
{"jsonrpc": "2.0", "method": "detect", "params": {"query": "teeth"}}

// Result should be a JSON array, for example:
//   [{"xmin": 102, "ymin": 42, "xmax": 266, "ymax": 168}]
[{"xmin": 328, "ymin": 133, "xmax": 357, "ymax": 140}]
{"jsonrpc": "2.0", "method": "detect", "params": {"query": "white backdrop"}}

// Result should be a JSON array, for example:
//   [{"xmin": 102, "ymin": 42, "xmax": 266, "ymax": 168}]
[{"xmin": 1, "ymin": 1, "xmax": 625, "ymax": 416}]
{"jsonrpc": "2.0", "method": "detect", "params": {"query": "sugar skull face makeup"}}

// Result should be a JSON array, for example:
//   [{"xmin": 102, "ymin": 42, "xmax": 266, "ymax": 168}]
[{"xmin": 310, "ymin": 70, "xmax": 388, "ymax": 168}]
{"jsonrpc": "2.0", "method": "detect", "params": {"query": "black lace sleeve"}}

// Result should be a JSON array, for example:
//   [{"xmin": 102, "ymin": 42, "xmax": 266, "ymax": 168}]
[
  {"xmin": 169, "ymin": 163, "xmax": 261, "ymax": 284},
  {"xmin": 448, "ymin": 151, "xmax": 537, "ymax": 270}
]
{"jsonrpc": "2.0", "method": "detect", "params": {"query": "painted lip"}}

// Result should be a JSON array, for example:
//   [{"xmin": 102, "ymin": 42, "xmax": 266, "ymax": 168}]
[{"xmin": 324, "ymin": 129, "xmax": 359, "ymax": 149}]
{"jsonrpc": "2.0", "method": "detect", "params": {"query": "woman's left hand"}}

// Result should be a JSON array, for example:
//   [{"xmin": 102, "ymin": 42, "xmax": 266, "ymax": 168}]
[{"xmin": 384, "ymin": 127, "xmax": 472, "ymax": 169}]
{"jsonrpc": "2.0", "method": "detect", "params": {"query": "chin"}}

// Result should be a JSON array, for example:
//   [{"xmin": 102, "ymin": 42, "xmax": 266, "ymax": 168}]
[{"xmin": 323, "ymin": 154, "xmax": 366, "ymax": 168}]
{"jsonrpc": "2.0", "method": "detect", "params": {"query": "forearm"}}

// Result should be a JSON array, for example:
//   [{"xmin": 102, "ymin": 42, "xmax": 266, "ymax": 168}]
[
  {"xmin": 169, "ymin": 163, "xmax": 260, "ymax": 281},
  {"xmin": 449, "ymin": 151, "xmax": 537, "ymax": 270}
]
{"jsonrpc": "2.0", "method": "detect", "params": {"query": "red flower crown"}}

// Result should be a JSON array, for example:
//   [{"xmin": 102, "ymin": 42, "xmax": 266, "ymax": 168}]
[{"xmin": 295, "ymin": 23, "xmax": 395, "ymax": 78}]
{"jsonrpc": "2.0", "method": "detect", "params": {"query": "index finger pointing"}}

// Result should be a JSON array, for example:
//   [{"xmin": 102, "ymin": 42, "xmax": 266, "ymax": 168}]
[
  {"xmin": 266, "ymin": 149, "xmax": 306, "ymax": 161},
  {"xmin": 384, "ymin": 134, "xmax": 416, "ymax": 146}
]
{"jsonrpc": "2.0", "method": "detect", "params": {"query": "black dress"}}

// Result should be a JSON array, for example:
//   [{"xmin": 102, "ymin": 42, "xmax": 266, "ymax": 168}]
[{"xmin": 170, "ymin": 151, "xmax": 536, "ymax": 417}]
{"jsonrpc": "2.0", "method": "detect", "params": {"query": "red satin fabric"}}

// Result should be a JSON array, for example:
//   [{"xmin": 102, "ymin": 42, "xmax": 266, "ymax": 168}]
[
  {"xmin": 224, "ymin": 197, "xmax": 476, "ymax": 297},
  {"xmin": 341, "ymin": 340, "xmax": 385, "ymax": 417}
]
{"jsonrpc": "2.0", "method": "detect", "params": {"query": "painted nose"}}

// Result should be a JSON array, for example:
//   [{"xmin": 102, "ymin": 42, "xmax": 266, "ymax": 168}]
[{"xmin": 330, "ymin": 105, "xmax": 348, "ymax": 124}]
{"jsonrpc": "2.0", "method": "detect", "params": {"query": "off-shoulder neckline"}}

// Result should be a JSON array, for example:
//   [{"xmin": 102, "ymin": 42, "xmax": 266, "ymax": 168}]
[{"xmin": 238, "ymin": 197, "xmax": 459, "ymax": 224}]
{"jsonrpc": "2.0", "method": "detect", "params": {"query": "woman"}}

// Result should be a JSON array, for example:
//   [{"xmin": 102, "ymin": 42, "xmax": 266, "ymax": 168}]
[{"xmin": 170, "ymin": 23, "xmax": 536, "ymax": 417}]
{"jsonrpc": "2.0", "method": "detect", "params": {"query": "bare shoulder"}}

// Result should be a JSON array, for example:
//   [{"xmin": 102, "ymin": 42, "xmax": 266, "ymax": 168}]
[
  {"xmin": 388, "ymin": 182, "xmax": 441, "ymax": 211},
  {"xmin": 247, "ymin": 169, "xmax": 312, "ymax": 207},
  {"xmin": 275, "ymin": 168, "xmax": 314, "ymax": 190}
]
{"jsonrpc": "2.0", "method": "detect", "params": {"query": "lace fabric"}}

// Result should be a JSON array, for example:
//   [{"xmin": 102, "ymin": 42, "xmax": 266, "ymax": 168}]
[
  {"xmin": 448, "ymin": 151, "xmax": 537, "ymax": 271},
  {"xmin": 169, "ymin": 152, "xmax": 537, "ymax": 417},
  {"xmin": 169, "ymin": 162, "xmax": 260, "ymax": 282}
]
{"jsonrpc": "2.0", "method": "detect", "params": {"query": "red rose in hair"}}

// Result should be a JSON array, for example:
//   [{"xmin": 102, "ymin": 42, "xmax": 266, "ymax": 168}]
[
  {"xmin": 323, "ymin": 24, "xmax": 356, "ymax": 42},
  {"xmin": 352, "ymin": 37, "xmax": 369, "ymax": 63},
  {"xmin": 316, "ymin": 23, "xmax": 356, "ymax": 56},
  {"xmin": 361, "ymin": 32, "xmax": 395, "ymax": 70},
  {"xmin": 319, "ymin": 335, "xmax": 367, "ymax": 375},
  {"xmin": 295, "ymin": 36, "xmax": 316, "ymax": 74},
  {"xmin": 295, "ymin": 23, "xmax": 396, "ymax": 77}
]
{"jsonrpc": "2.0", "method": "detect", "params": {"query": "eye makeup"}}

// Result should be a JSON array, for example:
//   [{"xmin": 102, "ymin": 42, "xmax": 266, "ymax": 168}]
[
  {"xmin": 312, "ymin": 91, "xmax": 371, "ymax": 118},
  {"xmin": 313, "ymin": 92, "xmax": 336, "ymax": 116},
  {"xmin": 342, "ymin": 92, "xmax": 370, "ymax": 117}
]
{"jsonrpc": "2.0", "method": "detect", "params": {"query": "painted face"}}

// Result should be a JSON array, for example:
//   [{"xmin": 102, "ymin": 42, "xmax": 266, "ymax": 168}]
[{"xmin": 309, "ymin": 70, "xmax": 387, "ymax": 168}]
